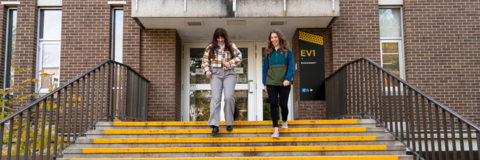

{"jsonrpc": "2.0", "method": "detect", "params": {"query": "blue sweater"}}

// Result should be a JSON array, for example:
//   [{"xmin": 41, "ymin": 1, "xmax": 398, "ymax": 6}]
[{"xmin": 262, "ymin": 49, "xmax": 295, "ymax": 86}]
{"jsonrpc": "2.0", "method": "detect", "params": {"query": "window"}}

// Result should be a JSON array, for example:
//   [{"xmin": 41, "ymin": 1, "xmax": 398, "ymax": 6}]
[
  {"xmin": 380, "ymin": 8, "xmax": 404, "ymax": 91},
  {"xmin": 111, "ymin": 9, "xmax": 123, "ymax": 63},
  {"xmin": 37, "ymin": 9, "xmax": 62, "ymax": 93},
  {"xmin": 3, "ymin": 9, "xmax": 17, "ymax": 112}
]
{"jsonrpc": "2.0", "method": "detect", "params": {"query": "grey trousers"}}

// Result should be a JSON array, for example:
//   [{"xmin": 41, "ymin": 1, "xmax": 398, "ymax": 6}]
[{"xmin": 207, "ymin": 68, "xmax": 236, "ymax": 127}]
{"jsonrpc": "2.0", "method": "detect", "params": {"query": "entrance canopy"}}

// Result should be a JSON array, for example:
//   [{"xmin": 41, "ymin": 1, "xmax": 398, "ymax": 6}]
[{"xmin": 132, "ymin": 0, "xmax": 340, "ymax": 41}]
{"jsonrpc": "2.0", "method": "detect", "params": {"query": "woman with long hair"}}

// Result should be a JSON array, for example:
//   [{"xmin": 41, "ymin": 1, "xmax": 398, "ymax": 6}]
[
  {"xmin": 262, "ymin": 29, "xmax": 294, "ymax": 138},
  {"xmin": 201, "ymin": 28, "xmax": 242, "ymax": 136}
]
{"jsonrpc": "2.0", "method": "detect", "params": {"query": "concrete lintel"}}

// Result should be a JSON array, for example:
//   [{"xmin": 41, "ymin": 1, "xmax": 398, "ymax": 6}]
[
  {"xmin": 1, "ymin": 1, "xmax": 20, "ymax": 7},
  {"xmin": 379, "ymin": 0, "xmax": 403, "ymax": 5},
  {"xmin": 108, "ymin": 1, "xmax": 126, "ymax": 7},
  {"xmin": 37, "ymin": 0, "xmax": 62, "ymax": 6}
]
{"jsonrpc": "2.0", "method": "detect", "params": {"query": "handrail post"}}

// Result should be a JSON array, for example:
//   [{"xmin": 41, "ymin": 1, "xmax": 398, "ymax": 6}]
[{"xmin": 109, "ymin": 62, "xmax": 115, "ymax": 122}]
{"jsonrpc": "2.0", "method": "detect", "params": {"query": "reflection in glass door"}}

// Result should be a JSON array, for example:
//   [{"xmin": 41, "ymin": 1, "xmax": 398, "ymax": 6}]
[{"xmin": 182, "ymin": 42, "xmax": 255, "ymax": 121}]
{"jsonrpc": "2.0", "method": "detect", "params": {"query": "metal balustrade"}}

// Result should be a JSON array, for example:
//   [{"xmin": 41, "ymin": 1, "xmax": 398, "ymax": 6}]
[
  {"xmin": 0, "ymin": 60, "xmax": 149, "ymax": 160},
  {"xmin": 326, "ymin": 57, "xmax": 480, "ymax": 160}
]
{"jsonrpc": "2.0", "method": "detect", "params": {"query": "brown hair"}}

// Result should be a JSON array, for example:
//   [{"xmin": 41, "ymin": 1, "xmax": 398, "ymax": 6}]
[
  {"xmin": 208, "ymin": 28, "xmax": 235, "ymax": 60},
  {"xmin": 264, "ymin": 29, "xmax": 289, "ymax": 58}
]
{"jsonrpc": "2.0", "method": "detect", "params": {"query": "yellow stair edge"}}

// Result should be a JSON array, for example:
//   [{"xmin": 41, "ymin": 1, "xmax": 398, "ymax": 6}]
[
  {"xmin": 82, "ymin": 145, "xmax": 387, "ymax": 153},
  {"xmin": 113, "ymin": 120, "xmax": 358, "ymax": 126},
  {"xmin": 70, "ymin": 155, "xmax": 399, "ymax": 160},
  {"xmin": 104, "ymin": 127, "xmax": 367, "ymax": 134},
  {"xmin": 93, "ymin": 136, "xmax": 377, "ymax": 143}
]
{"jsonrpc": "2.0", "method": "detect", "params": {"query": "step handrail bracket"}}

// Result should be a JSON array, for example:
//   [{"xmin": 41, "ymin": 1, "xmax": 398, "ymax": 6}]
[
  {"xmin": 0, "ymin": 60, "xmax": 149, "ymax": 160},
  {"xmin": 326, "ymin": 57, "xmax": 480, "ymax": 160}
]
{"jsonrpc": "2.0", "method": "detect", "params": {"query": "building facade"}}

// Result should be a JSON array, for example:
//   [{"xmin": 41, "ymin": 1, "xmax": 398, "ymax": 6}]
[{"xmin": 0, "ymin": 0, "xmax": 479, "ymax": 125}]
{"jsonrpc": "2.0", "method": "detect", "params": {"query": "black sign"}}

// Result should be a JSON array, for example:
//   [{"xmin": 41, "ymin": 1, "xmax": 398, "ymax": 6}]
[{"xmin": 299, "ymin": 31, "xmax": 325, "ymax": 100}]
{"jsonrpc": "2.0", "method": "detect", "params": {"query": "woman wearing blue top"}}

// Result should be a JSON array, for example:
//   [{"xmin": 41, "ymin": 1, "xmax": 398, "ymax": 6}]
[{"xmin": 262, "ymin": 29, "xmax": 295, "ymax": 138}]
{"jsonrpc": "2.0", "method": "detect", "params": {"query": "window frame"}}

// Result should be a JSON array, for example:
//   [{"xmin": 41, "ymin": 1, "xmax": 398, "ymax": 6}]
[
  {"xmin": 379, "ymin": 6, "xmax": 405, "ymax": 95},
  {"xmin": 3, "ymin": 8, "xmax": 17, "ymax": 112},
  {"xmin": 4, "ymin": 8, "xmax": 17, "ymax": 90},
  {"xmin": 111, "ymin": 7, "xmax": 124, "ymax": 63},
  {"xmin": 36, "ymin": 8, "xmax": 62, "ymax": 94}
]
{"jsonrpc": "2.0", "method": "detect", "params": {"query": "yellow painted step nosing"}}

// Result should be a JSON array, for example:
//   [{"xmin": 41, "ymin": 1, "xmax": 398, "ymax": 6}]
[
  {"xmin": 104, "ymin": 127, "xmax": 367, "ymax": 134},
  {"xmin": 82, "ymin": 145, "xmax": 388, "ymax": 153},
  {"xmin": 93, "ymin": 136, "xmax": 377, "ymax": 143},
  {"xmin": 70, "ymin": 155, "xmax": 399, "ymax": 160},
  {"xmin": 113, "ymin": 120, "xmax": 358, "ymax": 126}
]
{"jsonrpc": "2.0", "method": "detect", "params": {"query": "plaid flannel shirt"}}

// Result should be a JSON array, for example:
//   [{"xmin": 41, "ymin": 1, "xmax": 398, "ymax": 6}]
[{"xmin": 201, "ymin": 43, "xmax": 242, "ymax": 74}]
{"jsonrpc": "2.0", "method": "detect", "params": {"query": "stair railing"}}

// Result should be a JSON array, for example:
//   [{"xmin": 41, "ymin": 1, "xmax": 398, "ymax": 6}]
[
  {"xmin": 326, "ymin": 57, "xmax": 480, "ymax": 160},
  {"xmin": 0, "ymin": 59, "xmax": 149, "ymax": 160}
]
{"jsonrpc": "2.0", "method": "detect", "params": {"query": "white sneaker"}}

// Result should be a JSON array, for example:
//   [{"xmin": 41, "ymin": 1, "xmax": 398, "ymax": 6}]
[
  {"xmin": 271, "ymin": 130, "xmax": 279, "ymax": 138},
  {"xmin": 281, "ymin": 122, "xmax": 288, "ymax": 128}
]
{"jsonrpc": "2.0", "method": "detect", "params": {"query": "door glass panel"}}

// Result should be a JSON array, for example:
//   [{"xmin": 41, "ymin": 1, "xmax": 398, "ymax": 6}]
[
  {"xmin": 189, "ymin": 90, "xmax": 249, "ymax": 121},
  {"xmin": 189, "ymin": 90, "xmax": 211, "ymax": 121},
  {"xmin": 190, "ymin": 48, "xmax": 248, "ymax": 84},
  {"xmin": 234, "ymin": 90, "xmax": 248, "ymax": 121},
  {"xmin": 382, "ymin": 42, "xmax": 400, "ymax": 87}
]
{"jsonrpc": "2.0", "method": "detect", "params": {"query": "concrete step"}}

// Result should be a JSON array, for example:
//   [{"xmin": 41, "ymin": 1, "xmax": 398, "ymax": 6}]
[
  {"xmin": 96, "ymin": 119, "xmax": 377, "ymax": 130},
  {"xmin": 58, "ymin": 155, "xmax": 414, "ymax": 160},
  {"xmin": 85, "ymin": 127, "xmax": 388, "ymax": 138},
  {"xmin": 62, "ymin": 145, "xmax": 408, "ymax": 158},
  {"xmin": 88, "ymin": 127, "xmax": 378, "ymax": 134},
  {"xmin": 70, "ymin": 136, "xmax": 396, "ymax": 148}
]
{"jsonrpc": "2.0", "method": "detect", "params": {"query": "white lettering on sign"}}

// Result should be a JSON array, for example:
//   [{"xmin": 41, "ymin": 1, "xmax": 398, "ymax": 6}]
[{"xmin": 235, "ymin": 67, "xmax": 243, "ymax": 74}]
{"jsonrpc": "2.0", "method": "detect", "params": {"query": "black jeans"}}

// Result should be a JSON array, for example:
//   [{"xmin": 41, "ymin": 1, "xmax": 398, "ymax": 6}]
[{"xmin": 266, "ymin": 85, "xmax": 291, "ymax": 127}]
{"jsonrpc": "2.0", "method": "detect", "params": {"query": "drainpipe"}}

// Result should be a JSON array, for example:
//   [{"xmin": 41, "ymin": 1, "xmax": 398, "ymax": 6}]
[
  {"xmin": 232, "ymin": 0, "xmax": 236, "ymax": 17},
  {"xmin": 135, "ymin": 0, "xmax": 138, "ymax": 12},
  {"xmin": 332, "ymin": 0, "xmax": 335, "ymax": 13},
  {"xmin": 284, "ymin": 0, "xmax": 287, "ymax": 16},
  {"xmin": 184, "ymin": 0, "xmax": 187, "ymax": 12}
]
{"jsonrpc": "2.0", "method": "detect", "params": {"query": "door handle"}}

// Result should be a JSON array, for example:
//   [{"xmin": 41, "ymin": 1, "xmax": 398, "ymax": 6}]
[{"xmin": 248, "ymin": 80, "xmax": 254, "ymax": 94}]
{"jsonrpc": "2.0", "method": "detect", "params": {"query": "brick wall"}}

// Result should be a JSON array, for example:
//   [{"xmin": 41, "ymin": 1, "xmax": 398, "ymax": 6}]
[
  {"xmin": 403, "ymin": 0, "xmax": 480, "ymax": 124},
  {"xmin": 175, "ymin": 32, "xmax": 182, "ymax": 121},
  {"xmin": 60, "ymin": 0, "xmax": 112, "ymax": 84},
  {"xmin": 121, "ymin": 1, "xmax": 141, "ymax": 72},
  {"xmin": 13, "ymin": 0, "xmax": 38, "ymax": 110},
  {"xmin": 292, "ymin": 28, "xmax": 333, "ymax": 120},
  {"xmin": 332, "ymin": 0, "xmax": 381, "ymax": 69},
  {"xmin": 140, "ymin": 29, "xmax": 179, "ymax": 121}
]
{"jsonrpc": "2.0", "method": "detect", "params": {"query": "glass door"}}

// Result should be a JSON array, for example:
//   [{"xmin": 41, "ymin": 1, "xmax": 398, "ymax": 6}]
[
  {"xmin": 255, "ymin": 42, "xmax": 294, "ymax": 121},
  {"xmin": 182, "ymin": 42, "xmax": 255, "ymax": 121}
]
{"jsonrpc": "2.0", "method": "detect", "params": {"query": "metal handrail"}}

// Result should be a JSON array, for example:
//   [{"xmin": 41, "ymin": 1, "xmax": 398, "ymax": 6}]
[
  {"xmin": 326, "ymin": 57, "xmax": 480, "ymax": 160},
  {"xmin": 327, "ymin": 57, "xmax": 480, "ymax": 131},
  {"xmin": 0, "ymin": 60, "xmax": 150, "ymax": 160}
]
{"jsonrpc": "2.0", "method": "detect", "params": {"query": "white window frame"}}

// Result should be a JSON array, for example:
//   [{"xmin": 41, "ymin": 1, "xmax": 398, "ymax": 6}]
[
  {"xmin": 111, "ymin": 7, "xmax": 124, "ymax": 63},
  {"xmin": 379, "ymin": 6, "xmax": 405, "ymax": 94},
  {"xmin": 36, "ymin": 8, "xmax": 62, "ymax": 93}
]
